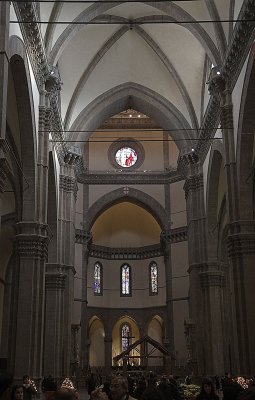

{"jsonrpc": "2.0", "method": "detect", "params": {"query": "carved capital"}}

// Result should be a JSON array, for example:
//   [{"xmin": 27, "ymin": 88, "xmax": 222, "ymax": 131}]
[
  {"xmin": 64, "ymin": 147, "xmax": 82, "ymax": 166},
  {"xmin": 15, "ymin": 234, "xmax": 48, "ymax": 260},
  {"xmin": 183, "ymin": 173, "xmax": 203, "ymax": 199},
  {"xmin": 227, "ymin": 232, "xmax": 255, "ymax": 258},
  {"xmin": 199, "ymin": 270, "xmax": 225, "ymax": 288},
  {"xmin": 59, "ymin": 175, "xmax": 78, "ymax": 198},
  {"xmin": 75, "ymin": 230, "xmax": 92, "ymax": 246},
  {"xmin": 208, "ymin": 74, "xmax": 226, "ymax": 96},
  {"xmin": 160, "ymin": 226, "xmax": 187, "ymax": 246},
  {"xmin": 45, "ymin": 273, "xmax": 66, "ymax": 290}
]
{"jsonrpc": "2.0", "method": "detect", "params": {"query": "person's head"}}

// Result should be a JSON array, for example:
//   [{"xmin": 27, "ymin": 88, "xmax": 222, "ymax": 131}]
[
  {"xmin": 0, "ymin": 371, "xmax": 13, "ymax": 400},
  {"xmin": 22, "ymin": 376, "xmax": 29, "ymax": 385},
  {"xmin": 201, "ymin": 379, "xmax": 215, "ymax": 396},
  {"xmin": 11, "ymin": 386, "xmax": 23, "ymax": 400},
  {"xmin": 110, "ymin": 376, "xmax": 128, "ymax": 400}
]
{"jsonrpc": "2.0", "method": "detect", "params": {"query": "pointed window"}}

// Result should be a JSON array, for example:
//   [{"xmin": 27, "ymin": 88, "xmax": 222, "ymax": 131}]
[
  {"xmin": 94, "ymin": 262, "xmax": 103, "ymax": 295},
  {"xmin": 149, "ymin": 262, "xmax": 158, "ymax": 295},
  {"xmin": 121, "ymin": 323, "xmax": 131, "ymax": 351},
  {"xmin": 121, "ymin": 264, "xmax": 131, "ymax": 296}
]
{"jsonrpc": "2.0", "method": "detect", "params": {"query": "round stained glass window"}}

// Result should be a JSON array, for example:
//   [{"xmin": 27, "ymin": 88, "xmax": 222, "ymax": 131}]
[{"xmin": 115, "ymin": 147, "xmax": 138, "ymax": 168}]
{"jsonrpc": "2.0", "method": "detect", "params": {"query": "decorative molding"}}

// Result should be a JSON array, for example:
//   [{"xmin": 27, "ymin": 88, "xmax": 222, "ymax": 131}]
[
  {"xmin": 160, "ymin": 226, "xmax": 188, "ymax": 245},
  {"xmin": 199, "ymin": 270, "xmax": 225, "ymax": 288},
  {"xmin": 89, "ymin": 243, "xmax": 163, "ymax": 260},
  {"xmin": 75, "ymin": 230, "xmax": 92, "ymax": 246},
  {"xmin": 45, "ymin": 273, "xmax": 66, "ymax": 290},
  {"xmin": 77, "ymin": 169, "xmax": 182, "ymax": 185},
  {"xmin": 15, "ymin": 234, "xmax": 48, "ymax": 260},
  {"xmin": 183, "ymin": 174, "xmax": 204, "ymax": 199},
  {"xmin": 227, "ymin": 232, "xmax": 255, "ymax": 258},
  {"xmin": 59, "ymin": 175, "xmax": 78, "ymax": 198}
]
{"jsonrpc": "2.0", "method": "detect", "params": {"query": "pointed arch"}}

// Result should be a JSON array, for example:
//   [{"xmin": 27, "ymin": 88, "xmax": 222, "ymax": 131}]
[
  {"xmin": 86, "ymin": 187, "xmax": 168, "ymax": 231},
  {"xmin": 9, "ymin": 36, "xmax": 37, "ymax": 221},
  {"xmin": 70, "ymin": 82, "xmax": 194, "ymax": 150}
]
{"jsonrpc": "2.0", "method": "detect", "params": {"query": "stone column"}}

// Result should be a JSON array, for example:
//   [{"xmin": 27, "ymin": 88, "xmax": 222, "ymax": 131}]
[
  {"xmin": 71, "ymin": 324, "xmax": 80, "ymax": 377},
  {"xmin": 104, "ymin": 336, "xmax": 113, "ymax": 375},
  {"xmin": 13, "ymin": 222, "xmax": 48, "ymax": 384},
  {"xmin": 160, "ymin": 233, "xmax": 174, "ymax": 355},
  {"xmin": 58, "ymin": 161, "xmax": 78, "ymax": 376},
  {"xmin": 81, "ymin": 232, "xmax": 92, "ymax": 370},
  {"xmin": 199, "ymin": 265, "xmax": 225, "ymax": 375},
  {"xmin": 208, "ymin": 74, "xmax": 251, "ymax": 373},
  {"xmin": 0, "ymin": 1, "xmax": 9, "ymax": 141},
  {"xmin": 44, "ymin": 266, "xmax": 66, "ymax": 379},
  {"xmin": 183, "ymin": 168, "xmax": 207, "ymax": 375}
]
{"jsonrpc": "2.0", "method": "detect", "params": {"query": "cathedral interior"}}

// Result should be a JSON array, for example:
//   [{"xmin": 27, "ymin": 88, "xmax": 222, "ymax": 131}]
[{"xmin": 0, "ymin": 0, "xmax": 255, "ymax": 382}]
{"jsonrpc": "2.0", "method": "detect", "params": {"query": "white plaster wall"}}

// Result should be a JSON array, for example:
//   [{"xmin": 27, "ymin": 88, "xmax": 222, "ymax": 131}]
[
  {"xmin": 170, "ymin": 181, "xmax": 186, "ymax": 228},
  {"xmin": 69, "ymin": 31, "xmax": 190, "ymax": 128},
  {"xmin": 88, "ymin": 130, "xmax": 164, "ymax": 171},
  {"xmin": 214, "ymin": 0, "xmax": 231, "ymax": 41},
  {"xmin": 92, "ymin": 202, "xmax": 161, "ymax": 247},
  {"xmin": 234, "ymin": 0, "xmax": 244, "ymax": 21},
  {"xmin": 88, "ymin": 185, "xmax": 165, "ymax": 208},
  {"xmin": 87, "ymin": 257, "xmax": 165, "ymax": 308},
  {"xmin": 89, "ymin": 318, "xmax": 105, "ymax": 366},
  {"xmin": 148, "ymin": 319, "xmax": 163, "ymax": 366}
]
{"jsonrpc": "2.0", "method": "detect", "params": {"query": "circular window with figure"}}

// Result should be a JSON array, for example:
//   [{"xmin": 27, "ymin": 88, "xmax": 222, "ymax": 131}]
[
  {"xmin": 108, "ymin": 139, "xmax": 145, "ymax": 170},
  {"xmin": 115, "ymin": 147, "xmax": 138, "ymax": 168}
]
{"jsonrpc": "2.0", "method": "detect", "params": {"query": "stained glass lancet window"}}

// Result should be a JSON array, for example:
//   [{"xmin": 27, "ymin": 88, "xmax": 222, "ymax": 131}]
[
  {"xmin": 121, "ymin": 264, "xmax": 131, "ymax": 295},
  {"xmin": 94, "ymin": 262, "xmax": 102, "ymax": 295},
  {"xmin": 150, "ymin": 262, "xmax": 158, "ymax": 294},
  {"xmin": 121, "ymin": 324, "xmax": 131, "ymax": 351}
]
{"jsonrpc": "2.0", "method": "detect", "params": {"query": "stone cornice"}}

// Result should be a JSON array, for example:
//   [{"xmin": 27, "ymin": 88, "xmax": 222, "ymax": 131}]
[
  {"xmin": 77, "ymin": 169, "xmax": 182, "ymax": 185},
  {"xmin": 199, "ymin": 270, "xmax": 225, "ymax": 288},
  {"xmin": 160, "ymin": 226, "xmax": 188, "ymax": 245},
  {"xmin": 75, "ymin": 230, "xmax": 92, "ymax": 246},
  {"xmin": 227, "ymin": 232, "xmax": 255, "ymax": 258},
  {"xmin": 15, "ymin": 234, "xmax": 48, "ymax": 260},
  {"xmin": 89, "ymin": 243, "xmax": 163, "ymax": 260},
  {"xmin": 45, "ymin": 273, "xmax": 66, "ymax": 290}
]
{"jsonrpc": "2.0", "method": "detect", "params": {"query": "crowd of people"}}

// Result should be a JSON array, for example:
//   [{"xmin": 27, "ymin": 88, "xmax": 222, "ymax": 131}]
[{"xmin": 1, "ymin": 370, "xmax": 255, "ymax": 400}]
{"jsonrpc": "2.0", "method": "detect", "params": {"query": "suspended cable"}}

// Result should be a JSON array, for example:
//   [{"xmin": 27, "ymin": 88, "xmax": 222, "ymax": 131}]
[
  {"xmin": 41, "ymin": 127, "xmax": 224, "ymax": 133},
  {"xmin": 9, "ymin": 18, "xmax": 253, "ymax": 25},
  {"xmin": 49, "ymin": 137, "xmax": 223, "ymax": 143}
]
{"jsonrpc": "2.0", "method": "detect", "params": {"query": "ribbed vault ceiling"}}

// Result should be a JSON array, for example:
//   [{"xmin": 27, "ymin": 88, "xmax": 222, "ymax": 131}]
[{"xmin": 38, "ymin": 0, "xmax": 241, "ymax": 148}]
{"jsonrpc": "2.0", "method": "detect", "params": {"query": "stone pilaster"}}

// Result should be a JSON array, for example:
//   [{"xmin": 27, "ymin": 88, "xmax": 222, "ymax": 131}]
[
  {"xmin": 71, "ymin": 324, "xmax": 80, "ymax": 376},
  {"xmin": 58, "ymin": 160, "xmax": 79, "ymax": 376},
  {"xmin": 0, "ymin": 1, "xmax": 9, "ymax": 141},
  {"xmin": 199, "ymin": 263, "xmax": 225, "ymax": 374},
  {"xmin": 227, "ymin": 221, "xmax": 255, "ymax": 373},
  {"xmin": 80, "ymin": 231, "xmax": 92, "ymax": 370},
  {"xmin": 209, "ymin": 74, "xmax": 250, "ymax": 373},
  {"xmin": 43, "ymin": 264, "xmax": 66, "ymax": 379},
  {"xmin": 11, "ymin": 222, "xmax": 48, "ymax": 384},
  {"xmin": 104, "ymin": 336, "xmax": 113, "ymax": 374},
  {"xmin": 184, "ymin": 168, "xmax": 207, "ymax": 374},
  {"xmin": 160, "ymin": 232, "xmax": 174, "ymax": 355}
]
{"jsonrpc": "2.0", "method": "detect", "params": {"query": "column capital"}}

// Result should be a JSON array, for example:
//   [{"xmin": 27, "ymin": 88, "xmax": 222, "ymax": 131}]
[
  {"xmin": 59, "ymin": 174, "xmax": 78, "ymax": 199},
  {"xmin": 45, "ymin": 273, "xmax": 66, "ymax": 290},
  {"xmin": 199, "ymin": 270, "xmax": 225, "ymax": 288},
  {"xmin": 227, "ymin": 232, "xmax": 255, "ymax": 258},
  {"xmin": 183, "ymin": 173, "xmax": 203, "ymax": 199},
  {"xmin": 71, "ymin": 324, "xmax": 80, "ymax": 332}
]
